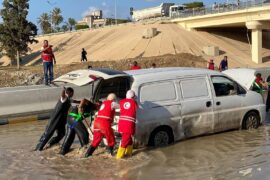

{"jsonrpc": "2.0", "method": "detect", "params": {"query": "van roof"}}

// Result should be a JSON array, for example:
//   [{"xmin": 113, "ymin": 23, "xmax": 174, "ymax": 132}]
[
  {"xmin": 125, "ymin": 67, "xmax": 222, "ymax": 84},
  {"xmin": 54, "ymin": 67, "xmax": 224, "ymax": 86}
]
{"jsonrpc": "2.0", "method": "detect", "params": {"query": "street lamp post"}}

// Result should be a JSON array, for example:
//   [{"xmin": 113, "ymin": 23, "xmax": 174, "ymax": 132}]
[
  {"xmin": 47, "ymin": 1, "xmax": 57, "ymax": 33},
  {"xmin": 115, "ymin": 0, "xmax": 117, "ymax": 25}
]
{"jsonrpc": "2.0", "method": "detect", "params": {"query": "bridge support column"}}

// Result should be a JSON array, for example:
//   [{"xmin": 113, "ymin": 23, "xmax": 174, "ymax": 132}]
[
  {"xmin": 251, "ymin": 29, "xmax": 262, "ymax": 64},
  {"xmin": 246, "ymin": 21, "xmax": 263, "ymax": 64}
]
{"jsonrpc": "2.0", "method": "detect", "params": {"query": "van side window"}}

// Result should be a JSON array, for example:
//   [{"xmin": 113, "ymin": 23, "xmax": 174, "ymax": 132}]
[
  {"xmin": 211, "ymin": 76, "xmax": 237, "ymax": 97},
  {"xmin": 140, "ymin": 82, "xmax": 176, "ymax": 103},
  {"xmin": 96, "ymin": 77, "xmax": 130, "ymax": 100},
  {"xmin": 180, "ymin": 78, "xmax": 209, "ymax": 99}
]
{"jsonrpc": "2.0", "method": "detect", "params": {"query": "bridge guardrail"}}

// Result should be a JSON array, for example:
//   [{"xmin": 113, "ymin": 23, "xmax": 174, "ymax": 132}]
[
  {"xmin": 171, "ymin": 0, "xmax": 270, "ymax": 19},
  {"xmin": 0, "ymin": 84, "xmax": 91, "ymax": 125}
]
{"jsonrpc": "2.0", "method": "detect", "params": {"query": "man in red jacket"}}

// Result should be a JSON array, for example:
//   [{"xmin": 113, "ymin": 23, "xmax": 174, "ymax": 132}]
[
  {"xmin": 116, "ymin": 90, "xmax": 138, "ymax": 159},
  {"xmin": 41, "ymin": 40, "xmax": 56, "ymax": 85},
  {"xmin": 85, "ymin": 93, "xmax": 118, "ymax": 157},
  {"xmin": 130, "ymin": 61, "xmax": 141, "ymax": 70}
]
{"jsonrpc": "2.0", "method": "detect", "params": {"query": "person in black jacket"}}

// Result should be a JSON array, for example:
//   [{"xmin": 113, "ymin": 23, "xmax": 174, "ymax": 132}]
[
  {"xmin": 81, "ymin": 48, "xmax": 87, "ymax": 62},
  {"xmin": 35, "ymin": 87, "xmax": 80, "ymax": 151},
  {"xmin": 266, "ymin": 76, "xmax": 270, "ymax": 112}
]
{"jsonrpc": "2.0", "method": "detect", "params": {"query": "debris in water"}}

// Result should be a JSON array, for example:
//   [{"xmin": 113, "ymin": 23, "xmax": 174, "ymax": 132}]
[{"xmin": 239, "ymin": 168, "xmax": 252, "ymax": 176}]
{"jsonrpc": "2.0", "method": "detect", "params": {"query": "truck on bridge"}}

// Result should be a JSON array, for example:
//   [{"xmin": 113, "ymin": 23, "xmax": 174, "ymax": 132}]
[{"xmin": 132, "ymin": 3, "xmax": 175, "ymax": 21}]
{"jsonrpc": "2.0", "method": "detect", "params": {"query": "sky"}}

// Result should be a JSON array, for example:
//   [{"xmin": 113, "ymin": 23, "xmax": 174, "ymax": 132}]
[
  {"xmin": 0, "ymin": 0, "xmax": 220, "ymax": 25},
  {"xmin": 27, "ymin": 0, "xmax": 218, "ymax": 23}
]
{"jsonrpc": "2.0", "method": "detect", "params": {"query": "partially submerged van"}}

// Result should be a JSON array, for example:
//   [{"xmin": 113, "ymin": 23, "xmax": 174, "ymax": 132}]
[{"xmin": 55, "ymin": 68, "xmax": 266, "ymax": 147}]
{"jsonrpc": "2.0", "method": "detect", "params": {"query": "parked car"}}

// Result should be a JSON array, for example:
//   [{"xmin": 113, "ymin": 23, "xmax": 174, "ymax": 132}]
[{"xmin": 55, "ymin": 67, "xmax": 266, "ymax": 147}]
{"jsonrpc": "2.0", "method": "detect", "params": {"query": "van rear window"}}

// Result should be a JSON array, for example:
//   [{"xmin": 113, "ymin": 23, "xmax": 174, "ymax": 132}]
[{"xmin": 140, "ymin": 82, "xmax": 176, "ymax": 103}]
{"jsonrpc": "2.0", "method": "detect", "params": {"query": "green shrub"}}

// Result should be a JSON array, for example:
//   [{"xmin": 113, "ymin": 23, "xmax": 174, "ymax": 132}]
[
  {"xmin": 75, "ymin": 24, "xmax": 89, "ymax": 30},
  {"xmin": 183, "ymin": 2, "xmax": 204, "ymax": 9}
]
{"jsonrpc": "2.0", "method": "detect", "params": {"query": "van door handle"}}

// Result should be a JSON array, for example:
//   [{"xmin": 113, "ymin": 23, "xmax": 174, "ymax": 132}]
[
  {"xmin": 206, "ymin": 101, "xmax": 212, "ymax": 107},
  {"xmin": 216, "ymin": 101, "xmax": 221, "ymax": 106}
]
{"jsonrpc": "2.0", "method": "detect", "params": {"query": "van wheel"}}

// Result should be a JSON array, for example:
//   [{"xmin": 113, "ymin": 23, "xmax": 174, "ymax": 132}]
[
  {"xmin": 243, "ymin": 111, "xmax": 260, "ymax": 130},
  {"xmin": 148, "ymin": 127, "xmax": 174, "ymax": 147}
]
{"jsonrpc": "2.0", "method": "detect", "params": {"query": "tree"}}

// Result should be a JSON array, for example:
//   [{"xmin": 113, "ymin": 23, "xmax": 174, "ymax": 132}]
[
  {"xmin": 183, "ymin": 2, "xmax": 204, "ymax": 9},
  {"xmin": 51, "ymin": 7, "xmax": 63, "ymax": 32},
  {"xmin": 61, "ymin": 23, "xmax": 69, "ymax": 32},
  {"xmin": 0, "ymin": 0, "xmax": 38, "ymax": 69},
  {"xmin": 67, "ymin": 18, "xmax": 76, "ymax": 31},
  {"xmin": 37, "ymin": 13, "xmax": 52, "ymax": 34}
]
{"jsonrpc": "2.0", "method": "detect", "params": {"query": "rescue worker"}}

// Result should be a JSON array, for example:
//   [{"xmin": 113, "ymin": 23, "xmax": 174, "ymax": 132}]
[
  {"xmin": 60, "ymin": 99, "xmax": 100, "ymax": 155},
  {"xmin": 116, "ymin": 90, "xmax": 138, "ymax": 159},
  {"xmin": 85, "ymin": 93, "xmax": 118, "ymax": 157},
  {"xmin": 207, "ymin": 59, "xmax": 215, "ymax": 70},
  {"xmin": 252, "ymin": 73, "xmax": 268, "ymax": 94},
  {"xmin": 35, "ymin": 87, "xmax": 80, "ymax": 151},
  {"xmin": 130, "ymin": 61, "xmax": 141, "ymax": 70},
  {"xmin": 41, "ymin": 40, "xmax": 56, "ymax": 85}
]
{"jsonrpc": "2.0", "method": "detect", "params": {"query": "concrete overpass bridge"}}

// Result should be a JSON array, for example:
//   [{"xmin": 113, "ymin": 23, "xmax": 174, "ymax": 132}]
[{"xmin": 171, "ymin": 2, "xmax": 270, "ymax": 64}]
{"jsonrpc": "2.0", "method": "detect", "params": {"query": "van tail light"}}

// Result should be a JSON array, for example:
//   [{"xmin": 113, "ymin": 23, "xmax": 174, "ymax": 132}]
[{"xmin": 89, "ymin": 75, "xmax": 98, "ymax": 81}]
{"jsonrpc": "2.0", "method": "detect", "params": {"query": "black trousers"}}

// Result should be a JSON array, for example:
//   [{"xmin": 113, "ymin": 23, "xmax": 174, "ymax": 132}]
[
  {"xmin": 60, "ymin": 119, "xmax": 89, "ymax": 155},
  {"xmin": 36, "ymin": 121, "xmax": 66, "ymax": 151}
]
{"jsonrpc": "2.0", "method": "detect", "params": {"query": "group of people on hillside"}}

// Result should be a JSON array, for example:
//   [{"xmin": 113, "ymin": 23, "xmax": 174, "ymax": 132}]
[
  {"xmin": 35, "ymin": 86, "xmax": 138, "ymax": 159},
  {"xmin": 207, "ymin": 56, "xmax": 228, "ymax": 71}
]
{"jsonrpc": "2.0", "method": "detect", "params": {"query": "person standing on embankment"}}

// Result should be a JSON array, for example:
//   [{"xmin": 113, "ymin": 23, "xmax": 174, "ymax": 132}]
[{"xmin": 41, "ymin": 40, "xmax": 56, "ymax": 85}]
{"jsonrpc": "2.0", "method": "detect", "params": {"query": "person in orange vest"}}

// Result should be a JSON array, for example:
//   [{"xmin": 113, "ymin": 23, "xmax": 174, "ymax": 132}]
[
  {"xmin": 116, "ymin": 90, "xmax": 138, "ymax": 159},
  {"xmin": 41, "ymin": 40, "xmax": 56, "ymax": 85},
  {"xmin": 85, "ymin": 93, "xmax": 118, "ymax": 157}
]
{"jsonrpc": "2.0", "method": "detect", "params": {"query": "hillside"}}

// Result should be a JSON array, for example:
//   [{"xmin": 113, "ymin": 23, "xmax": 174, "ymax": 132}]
[{"xmin": 1, "ymin": 21, "xmax": 270, "ymax": 68}]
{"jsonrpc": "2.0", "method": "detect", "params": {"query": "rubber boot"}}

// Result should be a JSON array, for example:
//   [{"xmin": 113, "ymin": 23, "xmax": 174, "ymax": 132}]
[
  {"xmin": 85, "ymin": 146, "xmax": 96, "ymax": 157},
  {"xmin": 116, "ymin": 147, "xmax": 126, "ymax": 159},
  {"xmin": 35, "ymin": 141, "xmax": 46, "ymax": 151},
  {"xmin": 107, "ymin": 146, "xmax": 114, "ymax": 156},
  {"xmin": 125, "ymin": 145, "xmax": 133, "ymax": 157}
]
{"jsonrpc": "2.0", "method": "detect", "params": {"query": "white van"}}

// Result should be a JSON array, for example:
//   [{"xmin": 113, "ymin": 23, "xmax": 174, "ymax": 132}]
[{"xmin": 55, "ymin": 67, "xmax": 266, "ymax": 147}]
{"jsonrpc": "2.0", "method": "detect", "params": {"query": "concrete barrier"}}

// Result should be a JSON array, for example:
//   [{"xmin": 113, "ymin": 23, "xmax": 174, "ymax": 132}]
[{"xmin": 0, "ymin": 84, "xmax": 91, "ymax": 125}]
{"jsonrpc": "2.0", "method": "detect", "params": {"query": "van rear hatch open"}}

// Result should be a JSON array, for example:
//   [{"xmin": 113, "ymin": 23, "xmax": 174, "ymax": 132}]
[{"xmin": 54, "ymin": 68, "xmax": 129, "ymax": 86}]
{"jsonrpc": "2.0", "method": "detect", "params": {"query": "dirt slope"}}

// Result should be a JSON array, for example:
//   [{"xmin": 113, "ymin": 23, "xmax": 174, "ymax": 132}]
[{"xmin": 1, "ymin": 21, "xmax": 270, "ymax": 68}]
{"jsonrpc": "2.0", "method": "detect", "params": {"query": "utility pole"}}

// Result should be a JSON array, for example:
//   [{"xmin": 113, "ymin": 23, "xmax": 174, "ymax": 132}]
[
  {"xmin": 47, "ymin": 1, "xmax": 57, "ymax": 33},
  {"xmin": 115, "ymin": 0, "xmax": 117, "ymax": 25}
]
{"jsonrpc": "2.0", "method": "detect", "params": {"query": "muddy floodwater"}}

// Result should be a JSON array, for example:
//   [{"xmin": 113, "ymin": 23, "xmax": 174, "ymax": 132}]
[{"xmin": 1, "ymin": 120, "xmax": 270, "ymax": 180}]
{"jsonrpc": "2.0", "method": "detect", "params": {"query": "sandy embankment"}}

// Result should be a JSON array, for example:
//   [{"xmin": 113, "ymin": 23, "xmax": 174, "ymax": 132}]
[
  {"xmin": 2, "ymin": 20, "xmax": 270, "ymax": 67},
  {"xmin": 1, "ymin": 20, "xmax": 270, "ymax": 87}
]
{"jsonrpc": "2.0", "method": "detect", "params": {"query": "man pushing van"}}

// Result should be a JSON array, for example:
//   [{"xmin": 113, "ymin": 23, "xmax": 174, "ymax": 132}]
[
  {"xmin": 35, "ymin": 86, "xmax": 80, "ymax": 151},
  {"xmin": 116, "ymin": 90, "xmax": 138, "ymax": 159},
  {"xmin": 85, "ymin": 93, "xmax": 119, "ymax": 157}
]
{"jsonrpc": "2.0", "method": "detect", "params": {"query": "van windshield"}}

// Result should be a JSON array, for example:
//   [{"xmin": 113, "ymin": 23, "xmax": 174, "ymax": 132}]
[{"xmin": 94, "ymin": 77, "xmax": 131, "ymax": 102}]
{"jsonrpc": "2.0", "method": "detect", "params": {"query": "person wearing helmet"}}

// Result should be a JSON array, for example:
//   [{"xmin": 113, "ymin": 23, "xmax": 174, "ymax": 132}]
[
  {"xmin": 85, "ymin": 93, "xmax": 119, "ymax": 157},
  {"xmin": 116, "ymin": 90, "xmax": 138, "ymax": 159}
]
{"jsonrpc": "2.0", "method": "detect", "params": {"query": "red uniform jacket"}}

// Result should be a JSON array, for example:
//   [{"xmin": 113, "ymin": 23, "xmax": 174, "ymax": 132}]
[
  {"xmin": 41, "ymin": 46, "xmax": 54, "ymax": 62},
  {"xmin": 208, "ymin": 63, "xmax": 215, "ymax": 70},
  {"xmin": 94, "ymin": 100, "xmax": 115, "ymax": 131},
  {"xmin": 118, "ymin": 98, "xmax": 137, "ymax": 135},
  {"xmin": 130, "ymin": 65, "xmax": 141, "ymax": 70}
]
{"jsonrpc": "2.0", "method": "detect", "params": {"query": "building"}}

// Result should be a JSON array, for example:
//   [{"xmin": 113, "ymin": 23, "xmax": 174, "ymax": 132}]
[{"xmin": 77, "ymin": 10, "xmax": 130, "ymax": 29}]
